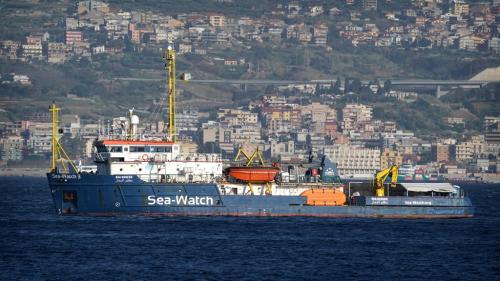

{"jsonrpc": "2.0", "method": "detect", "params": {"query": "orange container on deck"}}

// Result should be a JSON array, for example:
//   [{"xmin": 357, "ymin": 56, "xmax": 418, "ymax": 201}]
[{"xmin": 300, "ymin": 188, "xmax": 346, "ymax": 206}]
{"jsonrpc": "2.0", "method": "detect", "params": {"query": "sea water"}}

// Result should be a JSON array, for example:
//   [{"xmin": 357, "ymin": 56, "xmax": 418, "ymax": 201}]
[{"xmin": 0, "ymin": 177, "xmax": 499, "ymax": 280}]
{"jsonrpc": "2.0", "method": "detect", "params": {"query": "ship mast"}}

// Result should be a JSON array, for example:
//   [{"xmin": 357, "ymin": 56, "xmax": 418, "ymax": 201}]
[
  {"xmin": 49, "ymin": 103, "xmax": 77, "ymax": 173},
  {"xmin": 165, "ymin": 45, "xmax": 176, "ymax": 142}
]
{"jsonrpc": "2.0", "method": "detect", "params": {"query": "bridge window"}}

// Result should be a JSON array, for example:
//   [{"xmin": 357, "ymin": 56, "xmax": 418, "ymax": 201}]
[
  {"xmin": 151, "ymin": 146, "xmax": 172, "ymax": 153},
  {"xmin": 130, "ymin": 146, "xmax": 146, "ymax": 152},
  {"xmin": 109, "ymin": 146, "xmax": 123, "ymax": 152}
]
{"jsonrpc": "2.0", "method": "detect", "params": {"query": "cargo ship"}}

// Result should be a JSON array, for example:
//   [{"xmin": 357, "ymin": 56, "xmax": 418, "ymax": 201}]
[
  {"xmin": 47, "ymin": 140, "xmax": 473, "ymax": 218},
  {"xmin": 46, "ymin": 48, "xmax": 473, "ymax": 218}
]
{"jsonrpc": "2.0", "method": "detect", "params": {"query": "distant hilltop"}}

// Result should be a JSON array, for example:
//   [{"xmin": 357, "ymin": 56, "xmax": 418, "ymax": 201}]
[{"xmin": 470, "ymin": 67, "xmax": 500, "ymax": 81}]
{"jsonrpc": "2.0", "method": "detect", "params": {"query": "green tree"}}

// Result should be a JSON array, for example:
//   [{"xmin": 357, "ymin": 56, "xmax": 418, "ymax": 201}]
[
  {"xmin": 315, "ymin": 83, "xmax": 321, "ymax": 96},
  {"xmin": 384, "ymin": 79, "xmax": 392, "ymax": 93},
  {"xmin": 332, "ymin": 77, "xmax": 341, "ymax": 95},
  {"xmin": 344, "ymin": 77, "xmax": 350, "ymax": 93}
]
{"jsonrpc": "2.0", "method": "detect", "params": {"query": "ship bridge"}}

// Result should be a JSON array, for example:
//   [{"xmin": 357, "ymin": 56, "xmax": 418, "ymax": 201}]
[{"xmin": 95, "ymin": 140, "xmax": 179, "ymax": 163}]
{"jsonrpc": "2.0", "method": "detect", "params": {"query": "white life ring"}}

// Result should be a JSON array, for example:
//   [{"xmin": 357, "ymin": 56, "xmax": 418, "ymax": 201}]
[{"xmin": 142, "ymin": 154, "xmax": 149, "ymax": 161}]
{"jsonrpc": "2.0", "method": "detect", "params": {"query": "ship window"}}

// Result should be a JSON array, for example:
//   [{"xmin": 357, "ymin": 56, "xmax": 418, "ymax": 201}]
[
  {"xmin": 96, "ymin": 145, "xmax": 108, "ymax": 153},
  {"xmin": 124, "ymin": 147, "xmax": 128, "ymax": 152},
  {"xmin": 130, "ymin": 146, "xmax": 146, "ymax": 152},
  {"xmin": 151, "ymin": 146, "xmax": 172, "ymax": 153},
  {"xmin": 154, "ymin": 147, "xmax": 164, "ymax": 152},
  {"xmin": 109, "ymin": 146, "xmax": 122, "ymax": 152}
]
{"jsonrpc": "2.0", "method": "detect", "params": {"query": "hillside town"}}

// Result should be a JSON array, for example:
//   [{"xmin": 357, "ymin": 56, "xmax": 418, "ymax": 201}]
[
  {"xmin": 1, "ymin": 91, "xmax": 500, "ymax": 181},
  {"xmin": 1, "ymin": 0, "xmax": 500, "ymax": 65}
]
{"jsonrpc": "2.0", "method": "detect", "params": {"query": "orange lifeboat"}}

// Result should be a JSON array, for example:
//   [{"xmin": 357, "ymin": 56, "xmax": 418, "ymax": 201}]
[{"xmin": 226, "ymin": 166, "xmax": 280, "ymax": 183}]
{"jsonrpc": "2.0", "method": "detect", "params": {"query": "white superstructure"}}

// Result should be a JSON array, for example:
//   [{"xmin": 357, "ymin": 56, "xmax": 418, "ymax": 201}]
[{"xmin": 93, "ymin": 139, "xmax": 223, "ymax": 183}]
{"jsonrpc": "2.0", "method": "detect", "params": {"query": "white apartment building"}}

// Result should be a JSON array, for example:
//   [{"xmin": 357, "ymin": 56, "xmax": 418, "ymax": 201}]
[
  {"xmin": 27, "ymin": 122, "xmax": 52, "ymax": 155},
  {"xmin": 455, "ymin": 135, "xmax": 485, "ymax": 161},
  {"xmin": 177, "ymin": 108, "xmax": 200, "ymax": 133},
  {"xmin": 324, "ymin": 144, "xmax": 380, "ymax": 178}
]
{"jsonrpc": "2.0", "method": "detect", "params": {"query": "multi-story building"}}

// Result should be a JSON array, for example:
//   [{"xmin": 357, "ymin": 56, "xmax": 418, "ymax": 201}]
[
  {"xmin": 1, "ymin": 121, "xmax": 29, "ymax": 137},
  {"xmin": 77, "ymin": 0, "xmax": 110, "ymax": 14},
  {"xmin": 178, "ymin": 43, "xmax": 192, "ymax": 54},
  {"xmin": 484, "ymin": 116, "xmax": 500, "ymax": 129},
  {"xmin": 384, "ymin": 90, "xmax": 418, "ymax": 101},
  {"xmin": 380, "ymin": 148, "xmax": 403, "ymax": 170},
  {"xmin": 27, "ymin": 122, "xmax": 52, "ymax": 155},
  {"xmin": 451, "ymin": 0, "xmax": 470, "ymax": 16},
  {"xmin": 443, "ymin": 117, "xmax": 465, "ymax": 127},
  {"xmin": 202, "ymin": 122, "xmax": 262, "ymax": 154},
  {"xmin": 324, "ymin": 144, "xmax": 381, "ymax": 178},
  {"xmin": 484, "ymin": 122, "xmax": 500, "ymax": 153},
  {"xmin": 129, "ymin": 27, "xmax": 141, "ymax": 43},
  {"xmin": 432, "ymin": 143, "xmax": 455, "ymax": 163},
  {"xmin": 66, "ymin": 17, "xmax": 79, "ymax": 30},
  {"xmin": 455, "ymin": 135, "xmax": 485, "ymax": 162},
  {"xmin": 208, "ymin": 14, "xmax": 225, "ymax": 27},
  {"xmin": 1, "ymin": 40, "xmax": 21, "ymax": 59},
  {"xmin": 341, "ymin": 104, "xmax": 372, "ymax": 133},
  {"xmin": 311, "ymin": 23, "xmax": 328, "ymax": 45},
  {"xmin": 0, "ymin": 136, "xmax": 24, "ymax": 161},
  {"xmin": 299, "ymin": 102, "xmax": 336, "ymax": 135},
  {"xmin": 90, "ymin": 0, "xmax": 110, "ymax": 13},
  {"xmin": 381, "ymin": 131, "xmax": 416, "ymax": 154},
  {"xmin": 12, "ymin": 74, "xmax": 31, "ymax": 85},
  {"xmin": 22, "ymin": 36, "xmax": 43, "ymax": 59},
  {"xmin": 489, "ymin": 37, "xmax": 500, "ymax": 53},
  {"xmin": 260, "ymin": 95, "xmax": 287, "ymax": 107},
  {"xmin": 363, "ymin": 0, "xmax": 378, "ymax": 11},
  {"xmin": 270, "ymin": 140, "xmax": 295, "ymax": 160},
  {"xmin": 65, "ymin": 31, "xmax": 83, "ymax": 45},
  {"xmin": 218, "ymin": 109, "xmax": 258, "ymax": 126},
  {"xmin": 177, "ymin": 107, "xmax": 200, "ymax": 133},
  {"xmin": 459, "ymin": 35, "xmax": 485, "ymax": 51},
  {"xmin": 48, "ymin": 42, "xmax": 67, "ymax": 63},
  {"xmin": 300, "ymin": 103, "xmax": 336, "ymax": 122},
  {"xmin": 308, "ymin": 6, "xmax": 324, "ymax": 17},
  {"xmin": 201, "ymin": 121, "xmax": 219, "ymax": 144},
  {"xmin": 261, "ymin": 106, "xmax": 302, "ymax": 134}
]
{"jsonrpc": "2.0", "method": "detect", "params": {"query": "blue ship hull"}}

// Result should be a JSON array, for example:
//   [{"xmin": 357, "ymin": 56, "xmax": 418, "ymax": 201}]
[{"xmin": 47, "ymin": 173, "xmax": 474, "ymax": 218}]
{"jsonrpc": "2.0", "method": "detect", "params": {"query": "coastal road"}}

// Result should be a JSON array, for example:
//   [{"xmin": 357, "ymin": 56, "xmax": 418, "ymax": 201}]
[{"xmin": 113, "ymin": 78, "xmax": 496, "ymax": 87}]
